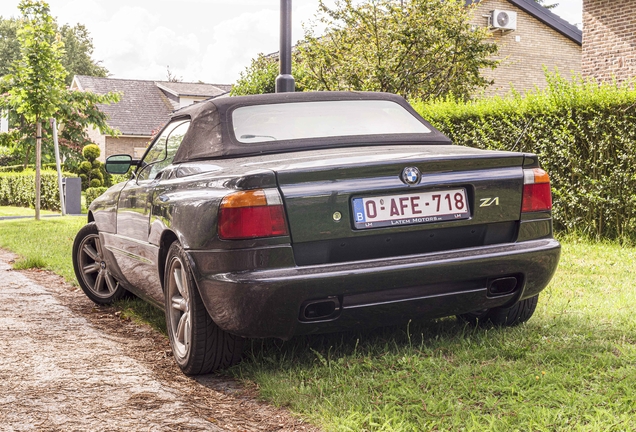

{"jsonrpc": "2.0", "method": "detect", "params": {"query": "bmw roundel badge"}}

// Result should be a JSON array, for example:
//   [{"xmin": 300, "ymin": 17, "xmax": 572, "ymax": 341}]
[{"xmin": 401, "ymin": 167, "xmax": 421, "ymax": 185}]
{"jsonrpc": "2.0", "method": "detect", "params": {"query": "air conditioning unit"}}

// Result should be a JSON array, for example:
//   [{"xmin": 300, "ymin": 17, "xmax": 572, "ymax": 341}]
[{"xmin": 491, "ymin": 10, "xmax": 518, "ymax": 31}]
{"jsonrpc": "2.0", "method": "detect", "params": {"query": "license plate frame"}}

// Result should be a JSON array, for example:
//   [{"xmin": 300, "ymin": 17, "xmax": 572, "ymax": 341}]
[{"xmin": 352, "ymin": 188, "xmax": 470, "ymax": 230}]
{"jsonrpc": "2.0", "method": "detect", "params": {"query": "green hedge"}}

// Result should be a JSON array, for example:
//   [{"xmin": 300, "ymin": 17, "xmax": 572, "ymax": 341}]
[
  {"xmin": 85, "ymin": 186, "xmax": 108, "ymax": 207},
  {"xmin": 0, "ymin": 170, "xmax": 76, "ymax": 211},
  {"xmin": 0, "ymin": 162, "xmax": 75, "ymax": 173},
  {"xmin": 413, "ymin": 74, "xmax": 636, "ymax": 241}
]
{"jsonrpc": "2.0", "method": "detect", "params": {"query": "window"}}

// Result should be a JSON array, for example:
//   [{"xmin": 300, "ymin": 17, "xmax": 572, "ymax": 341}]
[
  {"xmin": 137, "ymin": 120, "xmax": 190, "ymax": 181},
  {"xmin": 232, "ymin": 100, "xmax": 431, "ymax": 144}
]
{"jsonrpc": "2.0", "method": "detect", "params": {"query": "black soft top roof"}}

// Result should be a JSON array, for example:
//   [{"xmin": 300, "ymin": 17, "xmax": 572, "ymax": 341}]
[{"xmin": 171, "ymin": 91, "xmax": 451, "ymax": 162}]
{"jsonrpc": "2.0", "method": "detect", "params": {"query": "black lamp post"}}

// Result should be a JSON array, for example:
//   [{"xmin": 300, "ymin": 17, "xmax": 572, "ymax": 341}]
[{"xmin": 276, "ymin": 0, "xmax": 295, "ymax": 93}]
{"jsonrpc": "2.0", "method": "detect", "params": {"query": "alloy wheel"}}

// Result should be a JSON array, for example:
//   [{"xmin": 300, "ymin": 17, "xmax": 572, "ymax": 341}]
[
  {"xmin": 167, "ymin": 255, "xmax": 191, "ymax": 360},
  {"xmin": 77, "ymin": 233, "xmax": 119, "ymax": 299}
]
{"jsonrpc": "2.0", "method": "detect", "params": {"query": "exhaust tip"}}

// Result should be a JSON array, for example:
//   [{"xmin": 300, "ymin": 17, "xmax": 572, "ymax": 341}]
[
  {"xmin": 488, "ymin": 276, "xmax": 520, "ymax": 296},
  {"xmin": 300, "ymin": 297, "xmax": 341, "ymax": 322}
]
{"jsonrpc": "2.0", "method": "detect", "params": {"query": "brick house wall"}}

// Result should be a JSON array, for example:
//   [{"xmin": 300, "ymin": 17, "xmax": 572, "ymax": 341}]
[
  {"xmin": 469, "ymin": 0, "xmax": 581, "ymax": 96},
  {"xmin": 582, "ymin": 0, "xmax": 636, "ymax": 84},
  {"xmin": 105, "ymin": 136, "xmax": 151, "ymax": 160}
]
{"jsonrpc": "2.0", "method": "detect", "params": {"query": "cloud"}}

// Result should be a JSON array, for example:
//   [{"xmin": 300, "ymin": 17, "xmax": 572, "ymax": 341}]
[{"xmin": 0, "ymin": 0, "xmax": 334, "ymax": 84}]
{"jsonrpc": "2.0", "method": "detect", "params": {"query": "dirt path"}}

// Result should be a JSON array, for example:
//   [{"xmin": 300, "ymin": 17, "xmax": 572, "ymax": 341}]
[{"xmin": 0, "ymin": 251, "xmax": 318, "ymax": 432}]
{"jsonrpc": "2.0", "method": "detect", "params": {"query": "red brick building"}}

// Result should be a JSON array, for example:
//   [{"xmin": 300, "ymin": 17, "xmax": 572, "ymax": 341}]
[{"xmin": 582, "ymin": 0, "xmax": 636, "ymax": 84}]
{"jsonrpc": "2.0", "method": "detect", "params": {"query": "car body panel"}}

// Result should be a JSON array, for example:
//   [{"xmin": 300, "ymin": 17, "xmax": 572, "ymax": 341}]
[{"xmin": 88, "ymin": 91, "xmax": 560, "ymax": 339}]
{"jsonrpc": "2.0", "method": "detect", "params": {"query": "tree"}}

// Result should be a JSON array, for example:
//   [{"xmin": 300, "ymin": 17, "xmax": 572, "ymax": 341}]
[
  {"xmin": 0, "ymin": 88, "xmax": 119, "ymax": 169},
  {"xmin": 166, "ymin": 65, "xmax": 183, "ymax": 83},
  {"xmin": 0, "ymin": 18, "xmax": 20, "ymax": 77},
  {"xmin": 0, "ymin": 1, "xmax": 118, "ymax": 219},
  {"xmin": 0, "ymin": 17, "xmax": 108, "ymax": 82},
  {"xmin": 233, "ymin": 0, "xmax": 498, "ymax": 101},
  {"xmin": 59, "ymin": 24, "xmax": 108, "ymax": 85},
  {"xmin": 300, "ymin": 0, "xmax": 498, "ymax": 101},
  {"xmin": 3, "ymin": 0, "xmax": 66, "ymax": 220},
  {"xmin": 534, "ymin": 0, "xmax": 558, "ymax": 10}
]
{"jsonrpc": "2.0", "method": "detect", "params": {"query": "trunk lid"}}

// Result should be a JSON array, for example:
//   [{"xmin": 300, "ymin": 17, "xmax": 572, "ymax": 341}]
[{"xmin": 264, "ymin": 145, "xmax": 526, "ymax": 265}]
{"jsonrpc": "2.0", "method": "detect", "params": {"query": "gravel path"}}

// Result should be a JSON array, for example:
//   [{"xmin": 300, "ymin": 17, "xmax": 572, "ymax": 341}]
[{"xmin": 0, "ymin": 251, "xmax": 317, "ymax": 432}]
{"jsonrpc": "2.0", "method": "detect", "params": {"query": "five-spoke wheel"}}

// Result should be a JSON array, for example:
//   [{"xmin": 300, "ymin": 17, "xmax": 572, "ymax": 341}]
[
  {"xmin": 72, "ymin": 222, "xmax": 128, "ymax": 304},
  {"xmin": 166, "ymin": 252, "xmax": 192, "ymax": 361},
  {"xmin": 164, "ymin": 241, "xmax": 243, "ymax": 375}
]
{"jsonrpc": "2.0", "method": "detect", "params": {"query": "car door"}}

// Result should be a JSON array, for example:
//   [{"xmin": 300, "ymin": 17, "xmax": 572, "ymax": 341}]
[{"xmin": 112, "ymin": 119, "xmax": 191, "ymax": 303}]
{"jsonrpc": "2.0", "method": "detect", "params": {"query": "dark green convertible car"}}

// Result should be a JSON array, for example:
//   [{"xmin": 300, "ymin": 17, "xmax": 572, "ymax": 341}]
[{"xmin": 72, "ymin": 92, "xmax": 560, "ymax": 375}]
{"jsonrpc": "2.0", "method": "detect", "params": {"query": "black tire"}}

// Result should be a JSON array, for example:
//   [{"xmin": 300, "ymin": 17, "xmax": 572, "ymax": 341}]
[
  {"xmin": 164, "ymin": 241, "xmax": 243, "ymax": 375},
  {"xmin": 72, "ymin": 222, "xmax": 128, "ymax": 305},
  {"xmin": 457, "ymin": 295, "xmax": 539, "ymax": 327}
]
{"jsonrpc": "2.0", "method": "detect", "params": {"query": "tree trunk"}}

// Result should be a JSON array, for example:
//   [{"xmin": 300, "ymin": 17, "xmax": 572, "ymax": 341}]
[
  {"xmin": 35, "ymin": 120, "xmax": 41, "ymax": 221},
  {"xmin": 24, "ymin": 146, "xmax": 30, "ymax": 168}
]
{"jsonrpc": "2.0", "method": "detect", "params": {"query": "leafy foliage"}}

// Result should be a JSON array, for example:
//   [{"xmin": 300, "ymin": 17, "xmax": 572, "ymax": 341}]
[
  {"xmin": 414, "ymin": 73, "xmax": 636, "ymax": 241},
  {"xmin": 232, "ymin": 54, "xmax": 310, "ymax": 96},
  {"xmin": 233, "ymin": 0, "xmax": 498, "ymax": 100},
  {"xmin": 4, "ymin": 0, "xmax": 66, "ymax": 124},
  {"xmin": 300, "ymin": 0, "xmax": 497, "ymax": 100},
  {"xmin": 534, "ymin": 0, "xmax": 559, "ymax": 10},
  {"xmin": 58, "ymin": 24, "xmax": 108, "ymax": 85},
  {"xmin": 0, "ymin": 18, "xmax": 20, "ymax": 77},
  {"xmin": 78, "ymin": 144, "xmax": 110, "ymax": 190},
  {"xmin": 0, "ymin": 17, "xmax": 108, "ymax": 84},
  {"xmin": 0, "ymin": 2, "xmax": 119, "ymax": 170},
  {"xmin": 0, "ymin": 89, "xmax": 119, "ymax": 168},
  {"xmin": 85, "ymin": 186, "xmax": 107, "ymax": 207},
  {"xmin": 0, "ymin": 170, "xmax": 74, "ymax": 210},
  {"xmin": 0, "ymin": 162, "xmax": 72, "ymax": 172}
]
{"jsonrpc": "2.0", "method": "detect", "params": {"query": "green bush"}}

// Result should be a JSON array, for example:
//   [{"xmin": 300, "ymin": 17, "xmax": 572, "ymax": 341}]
[
  {"xmin": 0, "ymin": 162, "xmax": 74, "ymax": 173},
  {"xmin": 82, "ymin": 144, "xmax": 101, "ymax": 162},
  {"xmin": 77, "ymin": 144, "xmax": 111, "ymax": 190},
  {"xmin": 111, "ymin": 173, "xmax": 131, "ymax": 184},
  {"xmin": 85, "ymin": 186, "xmax": 107, "ymax": 207},
  {"xmin": 0, "ymin": 170, "xmax": 76, "ymax": 211},
  {"xmin": 78, "ymin": 161, "xmax": 92, "ymax": 172},
  {"xmin": 414, "ymin": 73, "xmax": 636, "ymax": 241}
]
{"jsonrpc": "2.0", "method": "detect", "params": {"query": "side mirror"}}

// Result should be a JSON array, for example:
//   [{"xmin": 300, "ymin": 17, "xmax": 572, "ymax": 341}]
[{"xmin": 105, "ymin": 154, "xmax": 137, "ymax": 174}]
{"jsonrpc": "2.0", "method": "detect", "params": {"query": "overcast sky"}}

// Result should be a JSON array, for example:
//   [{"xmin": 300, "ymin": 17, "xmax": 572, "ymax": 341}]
[{"xmin": 0, "ymin": 0, "xmax": 583, "ymax": 85}]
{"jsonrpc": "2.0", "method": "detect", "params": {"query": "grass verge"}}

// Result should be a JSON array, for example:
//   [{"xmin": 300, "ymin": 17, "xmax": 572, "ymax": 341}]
[
  {"xmin": 0, "ymin": 216, "xmax": 85, "ymax": 281},
  {"xmin": 0, "ymin": 218, "xmax": 634, "ymax": 430},
  {"xmin": 228, "ymin": 239, "xmax": 636, "ymax": 431},
  {"xmin": 0, "ymin": 205, "xmax": 59, "ymax": 217}
]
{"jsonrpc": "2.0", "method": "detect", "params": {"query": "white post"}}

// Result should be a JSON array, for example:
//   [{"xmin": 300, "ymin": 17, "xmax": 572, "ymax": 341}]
[{"xmin": 51, "ymin": 118, "xmax": 66, "ymax": 216}]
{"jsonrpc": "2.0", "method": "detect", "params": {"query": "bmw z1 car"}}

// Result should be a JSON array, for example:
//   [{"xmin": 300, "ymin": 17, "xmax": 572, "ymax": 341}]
[{"xmin": 72, "ymin": 92, "xmax": 560, "ymax": 375}]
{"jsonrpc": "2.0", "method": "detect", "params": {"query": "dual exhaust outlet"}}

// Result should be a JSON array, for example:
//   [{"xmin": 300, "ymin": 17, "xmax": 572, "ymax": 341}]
[{"xmin": 299, "ymin": 275, "xmax": 522, "ymax": 322}]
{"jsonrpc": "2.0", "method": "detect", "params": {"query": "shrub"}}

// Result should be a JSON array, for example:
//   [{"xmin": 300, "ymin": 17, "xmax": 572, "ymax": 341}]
[
  {"xmin": 85, "ymin": 186, "xmax": 107, "ymax": 207},
  {"xmin": 82, "ymin": 144, "xmax": 101, "ymax": 162},
  {"xmin": 78, "ymin": 144, "xmax": 111, "ymax": 190},
  {"xmin": 414, "ymin": 73, "xmax": 636, "ymax": 241},
  {"xmin": 0, "ymin": 170, "xmax": 76, "ymax": 211},
  {"xmin": 0, "ymin": 162, "xmax": 74, "ymax": 173},
  {"xmin": 111, "ymin": 173, "xmax": 131, "ymax": 184}
]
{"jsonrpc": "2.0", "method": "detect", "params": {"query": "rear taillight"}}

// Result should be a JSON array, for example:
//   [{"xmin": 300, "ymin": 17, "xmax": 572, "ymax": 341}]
[
  {"xmin": 522, "ymin": 168, "xmax": 552, "ymax": 213},
  {"xmin": 218, "ymin": 189, "xmax": 289, "ymax": 240}
]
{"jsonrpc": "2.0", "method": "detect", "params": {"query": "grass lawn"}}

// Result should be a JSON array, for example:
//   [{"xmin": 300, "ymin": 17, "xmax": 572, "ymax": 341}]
[
  {"xmin": 0, "ymin": 218, "xmax": 634, "ymax": 430},
  {"xmin": 0, "ymin": 205, "xmax": 59, "ymax": 217}
]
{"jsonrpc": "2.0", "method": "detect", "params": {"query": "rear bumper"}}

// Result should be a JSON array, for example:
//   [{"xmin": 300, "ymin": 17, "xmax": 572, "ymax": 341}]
[{"xmin": 188, "ymin": 238, "xmax": 560, "ymax": 339}]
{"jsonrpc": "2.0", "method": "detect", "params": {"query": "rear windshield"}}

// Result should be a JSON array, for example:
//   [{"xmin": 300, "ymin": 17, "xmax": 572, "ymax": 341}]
[{"xmin": 232, "ymin": 100, "xmax": 431, "ymax": 143}]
